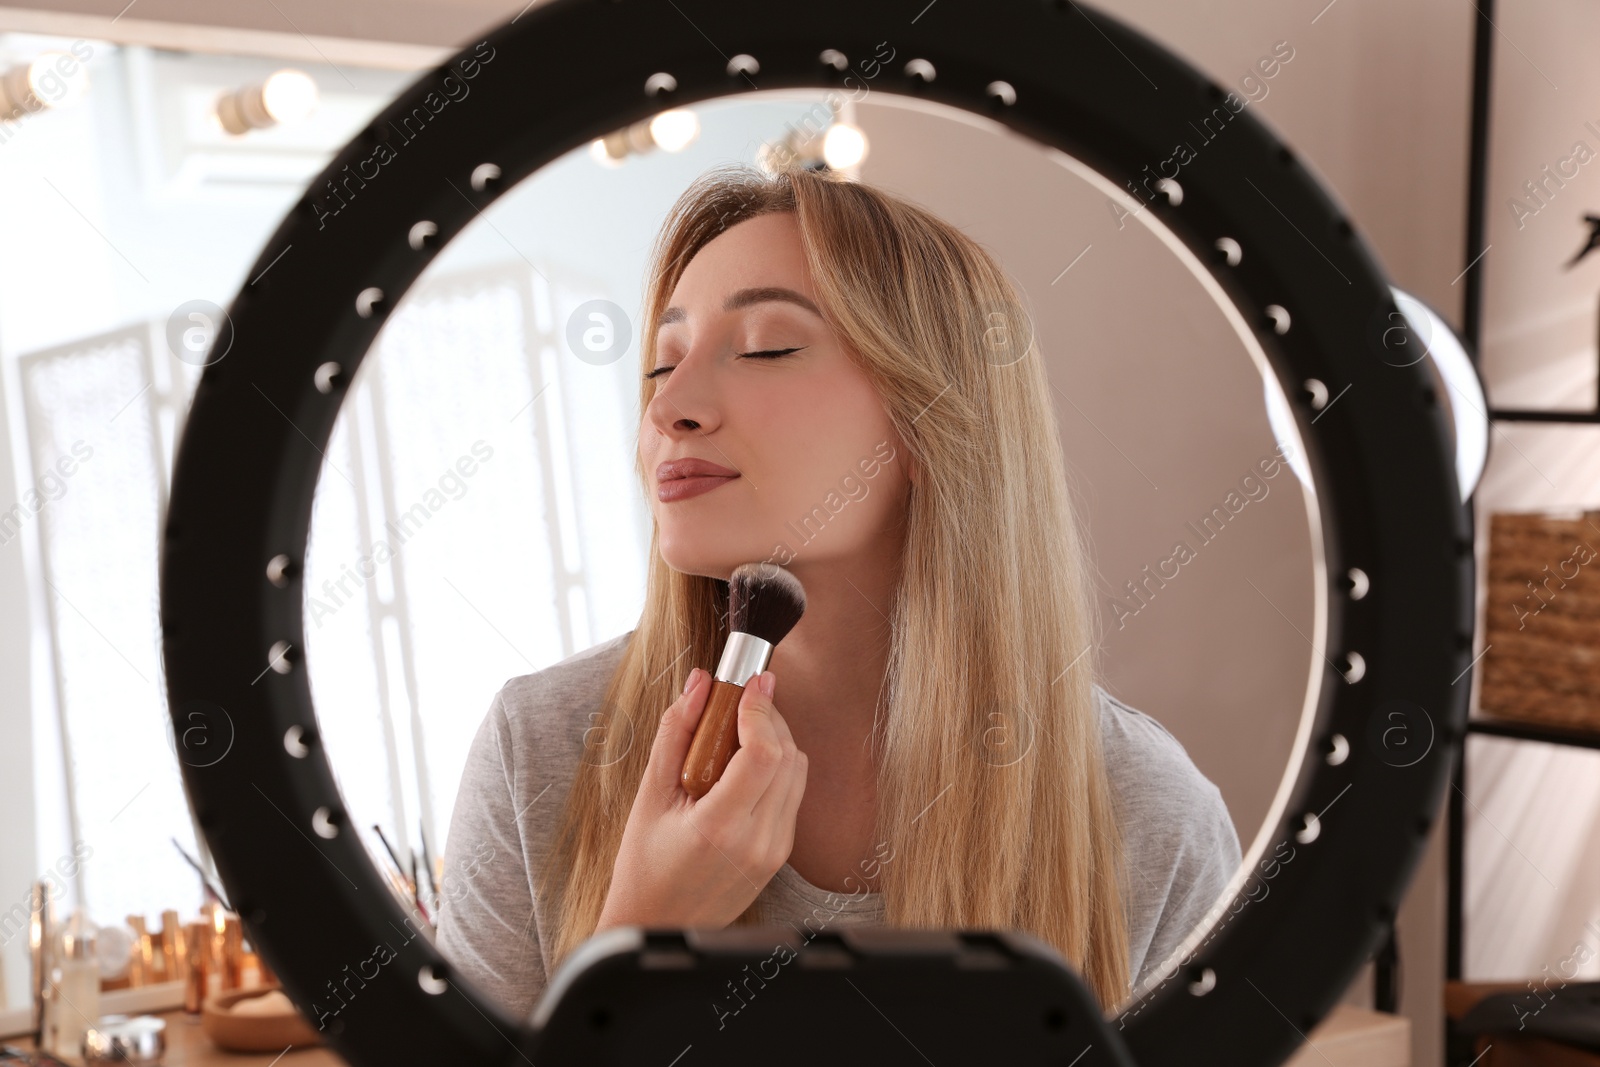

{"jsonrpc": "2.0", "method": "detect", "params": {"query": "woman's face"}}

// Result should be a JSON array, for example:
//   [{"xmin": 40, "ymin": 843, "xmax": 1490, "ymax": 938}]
[{"xmin": 640, "ymin": 211, "xmax": 911, "ymax": 582}]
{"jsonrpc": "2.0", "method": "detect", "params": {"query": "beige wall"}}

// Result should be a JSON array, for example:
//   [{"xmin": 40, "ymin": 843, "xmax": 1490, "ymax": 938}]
[{"xmin": 855, "ymin": 96, "xmax": 1317, "ymax": 858}]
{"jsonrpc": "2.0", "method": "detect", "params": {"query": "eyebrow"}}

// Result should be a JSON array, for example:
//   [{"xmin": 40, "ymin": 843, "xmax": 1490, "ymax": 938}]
[{"xmin": 656, "ymin": 286, "xmax": 823, "ymax": 330}]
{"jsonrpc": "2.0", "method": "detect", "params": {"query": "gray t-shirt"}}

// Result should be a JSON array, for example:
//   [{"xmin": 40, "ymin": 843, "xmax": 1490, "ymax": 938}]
[{"xmin": 434, "ymin": 629, "xmax": 1241, "ymax": 1020}]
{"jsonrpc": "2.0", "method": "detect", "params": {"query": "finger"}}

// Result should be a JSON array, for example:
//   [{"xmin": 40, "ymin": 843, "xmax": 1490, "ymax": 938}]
[
  {"xmin": 749, "ymin": 678, "xmax": 804, "ymax": 822},
  {"xmin": 646, "ymin": 668, "xmax": 711, "ymax": 794},
  {"xmin": 698, "ymin": 677, "xmax": 785, "ymax": 817},
  {"xmin": 760, "ymin": 674, "xmax": 798, "ymax": 755},
  {"xmin": 751, "ymin": 745, "xmax": 807, "ymax": 851}
]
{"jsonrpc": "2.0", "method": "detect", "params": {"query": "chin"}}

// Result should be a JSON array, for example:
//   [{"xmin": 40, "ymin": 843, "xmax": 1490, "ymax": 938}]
[
  {"xmin": 656, "ymin": 542, "xmax": 738, "ymax": 583},
  {"xmin": 667, "ymin": 562, "xmax": 739, "ymax": 584}
]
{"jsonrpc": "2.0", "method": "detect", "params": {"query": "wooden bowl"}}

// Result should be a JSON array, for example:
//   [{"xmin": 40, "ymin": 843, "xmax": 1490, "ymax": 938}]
[{"xmin": 201, "ymin": 985, "xmax": 324, "ymax": 1052}]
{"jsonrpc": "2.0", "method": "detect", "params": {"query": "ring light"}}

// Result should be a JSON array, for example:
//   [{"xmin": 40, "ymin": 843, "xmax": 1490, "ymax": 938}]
[{"xmin": 158, "ymin": 1, "xmax": 1476, "ymax": 1064}]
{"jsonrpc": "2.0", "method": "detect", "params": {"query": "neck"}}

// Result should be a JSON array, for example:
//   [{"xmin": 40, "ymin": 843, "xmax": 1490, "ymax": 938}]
[
  {"xmin": 763, "ymin": 549, "xmax": 898, "ymax": 770},
  {"xmin": 755, "ymin": 549, "xmax": 899, "ymax": 893}
]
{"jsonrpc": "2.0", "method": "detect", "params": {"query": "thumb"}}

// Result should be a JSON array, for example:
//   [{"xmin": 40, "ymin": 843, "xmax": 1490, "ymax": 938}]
[
  {"xmin": 735, "ymin": 670, "xmax": 777, "ymax": 747},
  {"xmin": 649, "ymin": 667, "xmax": 709, "ymax": 789}
]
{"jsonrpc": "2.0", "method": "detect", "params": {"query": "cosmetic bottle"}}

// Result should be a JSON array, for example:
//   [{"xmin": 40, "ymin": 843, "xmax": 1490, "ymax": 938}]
[
  {"xmin": 221, "ymin": 913, "xmax": 244, "ymax": 990},
  {"xmin": 183, "ymin": 921, "xmax": 208, "ymax": 1014},
  {"xmin": 47, "ymin": 909, "xmax": 100, "ymax": 1058},
  {"xmin": 160, "ymin": 909, "xmax": 187, "ymax": 984},
  {"xmin": 29, "ymin": 882, "xmax": 51, "ymax": 1048},
  {"xmin": 125, "ymin": 914, "xmax": 153, "ymax": 986},
  {"xmin": 205, "ymin": 909, "xmax": 226, "ymax": 998}
]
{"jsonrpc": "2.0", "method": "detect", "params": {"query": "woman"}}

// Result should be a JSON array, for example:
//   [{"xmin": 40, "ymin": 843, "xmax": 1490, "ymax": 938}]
[{"xmin": 435, "ymin": 162, "xmax": 1241, "ymax": 1021}]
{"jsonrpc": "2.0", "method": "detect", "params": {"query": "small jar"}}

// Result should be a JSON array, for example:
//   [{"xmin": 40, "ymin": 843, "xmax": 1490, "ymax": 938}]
[{"xmin": 83, "ymin": 1014, "xmax": 166, "ymax": 1066}]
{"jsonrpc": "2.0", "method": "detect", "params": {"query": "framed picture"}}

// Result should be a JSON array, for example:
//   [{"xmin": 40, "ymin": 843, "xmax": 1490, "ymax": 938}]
[{"xmin": 1467, "ymin": 0, "xmax": 1600, "ymax": 420}]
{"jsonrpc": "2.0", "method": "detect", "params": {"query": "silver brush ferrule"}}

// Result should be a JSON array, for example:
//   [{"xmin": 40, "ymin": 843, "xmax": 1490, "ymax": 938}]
[{"xmin": 713, "ymin": 630, "xmax": 774, "ymax": 688}]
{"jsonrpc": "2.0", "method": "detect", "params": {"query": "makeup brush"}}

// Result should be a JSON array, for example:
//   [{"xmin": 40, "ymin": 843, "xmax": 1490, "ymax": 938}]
[
  {"xmin": 171, "ymin": 838, "xmax": 231, "ymax": 911},
  {"xmin": 410, "ymin": 854, "xmax": 431, "ymax": 925},
  {"xmin": 680, "ymin": 562, "xmax": 806, "ymax": 799},
  {"xmin": 372, "ymin": 825, "xmax": 411, "ymax": 892},
  {"xmin": 417, "ymin": 821, "xmax": 438, "ymax": 904},
  {"xmin": 373, "ymin": 825, "xmax": 402, "ymax": 871}
]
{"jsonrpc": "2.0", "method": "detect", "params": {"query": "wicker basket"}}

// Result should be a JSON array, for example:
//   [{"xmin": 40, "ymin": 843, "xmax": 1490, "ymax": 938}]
[{"xmin": 1478, "ymin": 509, "xmax": 1600, "ymax": 733}]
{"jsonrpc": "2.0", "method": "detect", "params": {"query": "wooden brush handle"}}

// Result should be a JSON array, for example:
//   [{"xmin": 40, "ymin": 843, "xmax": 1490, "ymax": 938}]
[{"xmin": 680, "ymin": 679, "xmax": 746, "ymax": 799}]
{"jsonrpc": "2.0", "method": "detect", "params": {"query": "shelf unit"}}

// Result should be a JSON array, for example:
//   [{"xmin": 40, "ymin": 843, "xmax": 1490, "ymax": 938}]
[{"xmin": 1440, "ymin": 2, "xmax": 1600, "ymax": 1063}]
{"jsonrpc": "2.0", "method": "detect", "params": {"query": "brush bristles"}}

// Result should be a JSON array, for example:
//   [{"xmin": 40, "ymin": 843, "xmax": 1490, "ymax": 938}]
[{"xmin": 727, "ymin": 562, "xmax": 806, "ymax": 647}]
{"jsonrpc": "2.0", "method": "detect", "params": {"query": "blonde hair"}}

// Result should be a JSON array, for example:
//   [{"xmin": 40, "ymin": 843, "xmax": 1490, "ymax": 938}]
[{"xmin": 540, "ymin": 163, "xmax": 1131, "ymax": 1010}]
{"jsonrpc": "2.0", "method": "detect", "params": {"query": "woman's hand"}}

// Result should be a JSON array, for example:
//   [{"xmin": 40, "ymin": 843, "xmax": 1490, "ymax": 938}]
[{"xmin": 596, "ymin": 667, "xmax": 808, "ymax": 932}]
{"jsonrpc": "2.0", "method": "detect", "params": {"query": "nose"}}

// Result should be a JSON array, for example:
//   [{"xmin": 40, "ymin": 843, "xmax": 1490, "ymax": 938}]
[{"xmin": 644, "ymin": 350, "xmax": 721, "ymax": 439}]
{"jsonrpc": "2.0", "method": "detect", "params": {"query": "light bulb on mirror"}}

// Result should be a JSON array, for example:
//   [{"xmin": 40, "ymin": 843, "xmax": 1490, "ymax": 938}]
[
  {"xmin": 1261, "ymin": 286, "xmax": 1487, "ymax": 504},
  {"xmin": 754, "ymin": 120, "xmax": 869, "ymax": 175},
  {"xmin": 259, "ymin": 68, "xmax": 319, "ymax": 125},
  {"xmin": 1389, "ymin": 286, "xmax": 1487, "ymax": 503},
  {"xmin": 821, "ymin": 122, "xmax": 868, "ymax": 170},
  {"xmin": 0, "ymin": 50, "xmax": 92, "ymax": 115},
  {"xmin": 648, "ymin": 108, "xmax": 700, "ymax": 153},
  {"xmin": 590, "ymin": 137, "xmax": 625, "ymax": 167},
  {"xmin": 214, "ymin": 68, "xmax": 319, "ymax": 135},
  {"xmin": 591, "ymin": 109, "xmax": 700, "ymax": 166}
]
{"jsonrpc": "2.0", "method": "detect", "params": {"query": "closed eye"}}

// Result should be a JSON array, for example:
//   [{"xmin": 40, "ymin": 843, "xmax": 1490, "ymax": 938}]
[{"xmin": 644, "ymin": 347, "xmax": 804, "ymax": 380}]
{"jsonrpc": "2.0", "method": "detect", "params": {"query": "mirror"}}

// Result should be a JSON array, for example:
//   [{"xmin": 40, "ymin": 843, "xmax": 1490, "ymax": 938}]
[
  {"xmin": 300, "ymin": 84, "xmax": 1319, "ymax": 1023},
  {"xmin": 0, "ymin": 36, "xmax": 422, "ymax": 1030}
]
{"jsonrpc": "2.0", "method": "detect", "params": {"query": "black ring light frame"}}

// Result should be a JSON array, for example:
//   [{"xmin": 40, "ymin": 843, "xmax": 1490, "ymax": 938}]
[{"xmin": 158, "ymin": 0, "xmax": 1475, "ymax": 1064}]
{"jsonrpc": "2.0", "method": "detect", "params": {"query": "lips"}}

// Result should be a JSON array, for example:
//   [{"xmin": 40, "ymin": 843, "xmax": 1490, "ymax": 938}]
[
  {"xmin": 657, "ymin": 473, "xmax": 737, "ymax": 502},
  {"xmin": 656, "ymin": 457, "xmax": 740, "ymax": 482},
  {"xmin": 655, "ymin": 458, "xmax": 739, "ymax": 503}
]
